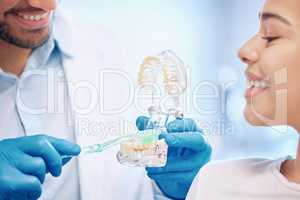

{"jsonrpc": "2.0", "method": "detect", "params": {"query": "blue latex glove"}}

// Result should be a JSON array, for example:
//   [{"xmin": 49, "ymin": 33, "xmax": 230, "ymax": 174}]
[
  {"xmin": 0, "ymin": 135, "xmax": 81, "ymax": 200},
  {"xmin": 136, "ymin": 117, "xmax": 212, "ymax": 199}
]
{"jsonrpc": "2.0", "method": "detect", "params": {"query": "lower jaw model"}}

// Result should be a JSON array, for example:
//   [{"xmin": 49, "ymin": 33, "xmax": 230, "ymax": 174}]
[{"xmin": 117, "ymin": 130, "xmax": 168, "ymax": 167}]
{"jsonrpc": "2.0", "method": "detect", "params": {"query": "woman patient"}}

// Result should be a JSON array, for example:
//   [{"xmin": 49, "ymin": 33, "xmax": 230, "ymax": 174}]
[{"xmin": 187, "ymin": 0, "xmax": 300, "ymax": 199}]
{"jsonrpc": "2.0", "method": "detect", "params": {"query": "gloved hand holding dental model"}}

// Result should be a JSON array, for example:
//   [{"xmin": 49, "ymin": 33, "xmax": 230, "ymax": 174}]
[
  {"xmin": 0, "ymin": 135, "xmax": 81, "ymax": 200},
  {"xmin": 136, "ymin": 116, "xmax": 212, "ymax": 199}
]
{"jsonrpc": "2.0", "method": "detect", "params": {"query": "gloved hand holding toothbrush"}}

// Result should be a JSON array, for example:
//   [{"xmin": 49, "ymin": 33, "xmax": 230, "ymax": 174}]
[{"xmin": 0, "ymin": 135, "xmax": 80, "ymax": 200}]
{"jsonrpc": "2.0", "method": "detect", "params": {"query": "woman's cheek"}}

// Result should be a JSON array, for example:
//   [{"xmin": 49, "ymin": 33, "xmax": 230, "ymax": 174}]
[{"xmin": 287, "ymin": 71, "xmax": 300, "ymax": 122}]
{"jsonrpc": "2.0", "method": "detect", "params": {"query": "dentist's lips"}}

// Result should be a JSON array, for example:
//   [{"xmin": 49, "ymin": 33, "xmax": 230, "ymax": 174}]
[
  {"xmin": 7, "ymin": 11, "xmax": 51, "ymax": 30},
  {"xmin": 245, "ymin": 73, "xmax": 270, "ymax": 98}
]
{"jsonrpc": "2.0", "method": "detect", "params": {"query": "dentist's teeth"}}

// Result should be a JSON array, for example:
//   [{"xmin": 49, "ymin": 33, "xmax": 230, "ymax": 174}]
[
  {"xmin": 17, "ymin": 12, "xmax": 49, "ymax": 21},
  {"xmin": 34, "ymin": 15, "xmax": 41, "ymax": 21}
]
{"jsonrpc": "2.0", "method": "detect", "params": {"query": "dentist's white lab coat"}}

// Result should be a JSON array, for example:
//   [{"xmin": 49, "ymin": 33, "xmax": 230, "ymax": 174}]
[{"xmin": 54, "ymin": 10, "xmax": 168, "ymax": 200}]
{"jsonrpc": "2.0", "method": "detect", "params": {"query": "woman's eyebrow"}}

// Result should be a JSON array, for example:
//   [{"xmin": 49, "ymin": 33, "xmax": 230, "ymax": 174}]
[{"xmin": 259, "ymin": 12, "xmax": 291, "ymax": 26}]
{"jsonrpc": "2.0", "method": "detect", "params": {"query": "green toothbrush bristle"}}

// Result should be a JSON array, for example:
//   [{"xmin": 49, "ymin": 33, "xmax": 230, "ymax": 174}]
[{"xmin": 139, "ymin": 130, "xmax": 160, "ymax": 145}]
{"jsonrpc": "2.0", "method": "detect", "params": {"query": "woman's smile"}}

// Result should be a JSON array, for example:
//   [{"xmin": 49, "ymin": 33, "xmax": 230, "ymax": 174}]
[{"xmin": 245, "ymin": 72, "xmax": 271, "ymax": 98}]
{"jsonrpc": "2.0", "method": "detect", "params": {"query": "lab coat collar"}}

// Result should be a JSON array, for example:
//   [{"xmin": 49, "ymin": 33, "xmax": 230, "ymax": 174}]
[{"xmin": 52, "ymin": 9, "xmax": 76, "ymax": 59}]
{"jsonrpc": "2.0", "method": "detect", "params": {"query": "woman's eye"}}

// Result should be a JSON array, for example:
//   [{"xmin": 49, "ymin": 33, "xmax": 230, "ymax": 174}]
[{"xmin": 262, "ymin": 36, "xmax": 280, "ymax": 44}]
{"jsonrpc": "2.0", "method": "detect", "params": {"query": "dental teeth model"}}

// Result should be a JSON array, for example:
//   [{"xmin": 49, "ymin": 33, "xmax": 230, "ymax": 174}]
[
  {"xmin": 117, "ymin": 50, "xmax": 187, "ymax": 168},
  {"xmin": 117, "ymin": 130, "xmax": 168, "ymax": 167},
  {"xmin": 160, "ymin": 50, "xmax": 187, "ymax": 96},
  {"xmin": 138, "ymin": 50, "xmax": 187, "ymax": 117},
  {"xmin": 137, "ymin": 56, "xmax": 161, "ymax": 89}
]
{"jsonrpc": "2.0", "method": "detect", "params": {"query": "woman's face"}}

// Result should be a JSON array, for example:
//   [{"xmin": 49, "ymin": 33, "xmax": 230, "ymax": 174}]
[{"xmin": 239, "ymin": 0, "xmax": 300, "ymax": 130}]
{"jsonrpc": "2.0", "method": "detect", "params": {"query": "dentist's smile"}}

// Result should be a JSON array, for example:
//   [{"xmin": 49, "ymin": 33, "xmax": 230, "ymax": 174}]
[{"xmin": 6, "ymin": 11, "xmax": 51, "ymax": 30}]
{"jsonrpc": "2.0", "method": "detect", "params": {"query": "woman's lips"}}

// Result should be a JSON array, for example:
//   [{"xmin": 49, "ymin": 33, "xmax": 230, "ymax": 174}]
[
  {"xmin": 245, "ymin": 86, "xmax": 269, "ymax": 98},
  {"xmin": 8, "ymin": 12, "xmax": 51, "ymax": 30}
]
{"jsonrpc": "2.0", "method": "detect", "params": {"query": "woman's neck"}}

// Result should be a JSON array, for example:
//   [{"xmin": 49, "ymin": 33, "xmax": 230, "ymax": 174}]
[
  {"xmin": 281, "ymin": 139, "xmax": 300, "ymax": 183},
  {"xmin": 0, "ymin": 39, "xmax": 32, "ymax": 76}
]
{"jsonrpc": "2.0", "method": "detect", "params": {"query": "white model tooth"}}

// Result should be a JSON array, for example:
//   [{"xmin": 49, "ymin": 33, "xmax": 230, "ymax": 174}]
[{"xmin": 30, "ymin": 16, "xmax": 35, "ymax": 21}]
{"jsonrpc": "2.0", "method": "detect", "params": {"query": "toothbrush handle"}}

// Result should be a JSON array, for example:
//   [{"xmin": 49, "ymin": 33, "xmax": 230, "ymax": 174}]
[
  {"xmin": 62, "ymin": 135, "xmax": 135, "ymax": 158},
  {"xmin": 98, "ymin": 136, "xmax": 131, "ymax": 150}
]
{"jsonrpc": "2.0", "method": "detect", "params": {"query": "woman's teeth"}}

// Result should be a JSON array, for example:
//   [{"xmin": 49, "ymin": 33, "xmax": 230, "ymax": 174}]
[
  {"xmin": 17, "ymin": 12, "xmax": 49, "ymax": 21},
  {"xmin": 247, "ymin": 80, "xmax": 269, "ymax": 89}
]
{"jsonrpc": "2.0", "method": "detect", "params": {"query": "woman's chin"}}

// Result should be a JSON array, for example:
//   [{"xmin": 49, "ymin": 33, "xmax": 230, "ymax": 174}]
[{"xmin": 244, "ymin": 107, "xmax": 267, "ymax": 126}]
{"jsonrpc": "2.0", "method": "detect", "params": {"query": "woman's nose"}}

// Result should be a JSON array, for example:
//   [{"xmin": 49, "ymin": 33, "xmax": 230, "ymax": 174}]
[
  {"xmin": 26, "ymin": 0, "xmax": 56, "ymax": 11},
  {"xmin": 238, "ymin": 35, "xmax": 260, "ymax": 65}
]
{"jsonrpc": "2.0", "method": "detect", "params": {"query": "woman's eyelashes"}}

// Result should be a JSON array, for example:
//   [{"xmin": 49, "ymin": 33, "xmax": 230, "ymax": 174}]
[{"xmin": 262, "ymin": 36, "xmax": 280, "ymax": 44}]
